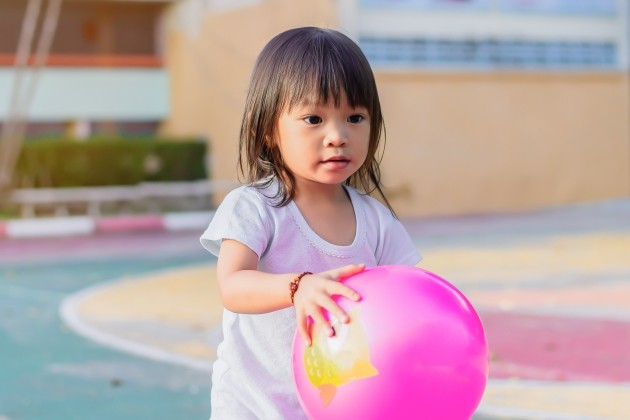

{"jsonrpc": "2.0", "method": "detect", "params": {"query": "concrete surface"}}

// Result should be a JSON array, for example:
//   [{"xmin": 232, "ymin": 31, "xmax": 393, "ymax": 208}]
[{"xmin": 44, "ymin": 199, "xmax": 630, "ymax": 418}]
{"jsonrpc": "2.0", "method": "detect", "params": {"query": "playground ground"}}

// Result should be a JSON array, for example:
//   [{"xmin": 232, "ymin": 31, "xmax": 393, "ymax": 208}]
[{"xmin": 1, "ymin": 198, "xmax": 629, "ymax": 419}]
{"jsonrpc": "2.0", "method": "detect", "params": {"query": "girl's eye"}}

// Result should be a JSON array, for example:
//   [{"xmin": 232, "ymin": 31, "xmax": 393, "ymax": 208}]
[
  {"xmin": 304, "ymin": 115, "xmax": 322, "ymax": 125},
  {"xmin": 348, "ymin": 115, "xmax": 365, "ymax": 124}
]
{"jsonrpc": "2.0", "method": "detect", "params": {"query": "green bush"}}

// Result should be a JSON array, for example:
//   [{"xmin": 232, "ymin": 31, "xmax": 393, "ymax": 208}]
[{"xmin": 13, "ymin": 136, "xmax": 208, "ymax": 188}]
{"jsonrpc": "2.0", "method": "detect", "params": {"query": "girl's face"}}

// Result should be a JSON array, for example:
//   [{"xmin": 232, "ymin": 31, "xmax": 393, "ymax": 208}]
[{"xmin": 275, "ymin": 91, "xmax": 370, "ymax": 190}]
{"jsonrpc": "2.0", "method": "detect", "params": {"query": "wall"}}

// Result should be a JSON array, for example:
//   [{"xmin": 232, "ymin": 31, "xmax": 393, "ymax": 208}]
[{"xmin": 376, "ymin": 71, "xmax": 630, "ymax": 216}]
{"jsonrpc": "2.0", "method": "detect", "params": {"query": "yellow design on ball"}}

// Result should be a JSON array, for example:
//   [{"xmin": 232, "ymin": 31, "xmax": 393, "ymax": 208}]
[{"xmin": 303, "ymin": 307, "xmax": 378, "ymax": 406}]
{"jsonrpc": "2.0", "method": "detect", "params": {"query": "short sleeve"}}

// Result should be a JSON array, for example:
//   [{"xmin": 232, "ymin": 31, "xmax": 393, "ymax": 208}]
[
  {"xmin": 199, "ymin": 187, "xmax": 272, "ymax": 258},
  {"xmin": 377, "ymin": 217, "xmax": 422, "ymax": 267}
]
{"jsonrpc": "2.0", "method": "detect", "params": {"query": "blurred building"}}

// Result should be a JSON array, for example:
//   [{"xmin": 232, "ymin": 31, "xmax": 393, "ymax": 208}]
[
  {"xmin": 2, "ymin": 0, "xmax": 628, "ymax": 217},
  {"xmin": 0, "ymin": 0, "xmax": 172, "ymax": 138},
  {"xmin": 162, "ymin": 0, "xmax": 630, "ymax": 217}
]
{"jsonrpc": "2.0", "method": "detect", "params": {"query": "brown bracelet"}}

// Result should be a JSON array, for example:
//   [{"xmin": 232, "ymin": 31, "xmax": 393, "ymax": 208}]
[{"xmin": 289, "ymin": 271, "xmax": 312, "ymax": 304}]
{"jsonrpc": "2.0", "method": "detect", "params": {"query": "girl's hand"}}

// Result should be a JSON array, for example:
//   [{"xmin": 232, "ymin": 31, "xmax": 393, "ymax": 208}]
[{"xmin": 293, "ymin": 263, "xmax": 365, "ymax": 346}]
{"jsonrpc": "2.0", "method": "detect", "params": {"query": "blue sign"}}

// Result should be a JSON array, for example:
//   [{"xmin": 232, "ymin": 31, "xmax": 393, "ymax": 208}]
[
  {"xmin": 360, "ymin": 0, "xmax": 618, "ymax": 15},
  {"xmin": 359, "ymin": 0, "xmax": 493, "ymax": 10},
  {"xmin": 499, "ymin": 0, "xmax": 617, "ymax": 16}
]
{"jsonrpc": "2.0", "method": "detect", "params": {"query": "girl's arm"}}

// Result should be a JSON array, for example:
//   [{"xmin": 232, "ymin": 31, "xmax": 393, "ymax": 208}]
[{"xmin": 217, "ymin": 238, "xmax": 363, "ymax": 344}]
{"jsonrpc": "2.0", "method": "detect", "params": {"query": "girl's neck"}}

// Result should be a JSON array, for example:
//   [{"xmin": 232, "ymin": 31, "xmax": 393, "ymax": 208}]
[
  {"xmin": 292, "ymin": 180, "xmax": 348, "ymax": 206},
  {"xmin": 291, "ymin": 180, "xmax": 356, "ymax": 246}
]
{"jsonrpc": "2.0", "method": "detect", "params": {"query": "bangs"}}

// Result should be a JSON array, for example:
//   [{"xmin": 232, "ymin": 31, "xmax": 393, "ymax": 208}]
[{"xmin": 280, "ymin": 32, "xmax": 377, "ymax": 112}]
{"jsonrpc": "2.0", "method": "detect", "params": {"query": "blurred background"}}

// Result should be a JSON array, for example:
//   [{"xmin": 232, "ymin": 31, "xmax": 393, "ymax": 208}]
[
  {"xmin": 0, "ymin": 1, "xmax": 628, "ymax": 419},
  {"xmin": 0, "ymin": 0, "xmax": 627, "ymax": 218}
]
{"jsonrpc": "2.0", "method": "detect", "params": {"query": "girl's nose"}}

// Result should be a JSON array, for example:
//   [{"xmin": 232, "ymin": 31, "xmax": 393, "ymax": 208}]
[{"xmin": 324, "ymin": 124, "xmax": 347, "ymax": 147}]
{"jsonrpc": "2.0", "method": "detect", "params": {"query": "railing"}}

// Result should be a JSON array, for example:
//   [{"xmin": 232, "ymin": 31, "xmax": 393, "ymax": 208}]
[
  {"xmin": 0, "ymin": 53, "xmax": 163, "ymax": 68},
  {"xmin": 8, "ymin": 180, "xmax": 240, "ymax": 218}
]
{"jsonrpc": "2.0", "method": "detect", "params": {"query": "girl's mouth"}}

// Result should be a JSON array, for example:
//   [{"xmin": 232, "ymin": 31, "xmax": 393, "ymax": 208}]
[{"xmin": 322, "ymin": 157, "xmax": 350, "ymax": 169}]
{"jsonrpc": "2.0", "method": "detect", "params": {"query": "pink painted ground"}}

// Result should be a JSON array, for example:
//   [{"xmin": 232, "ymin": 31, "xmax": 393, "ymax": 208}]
[
  {"xmin": 95, "ymin": 215, "xmax": 164, "ymax": 232},
  {"xmin": 482, "ymin": 311, "xmax": 630, "ymax": 382}
]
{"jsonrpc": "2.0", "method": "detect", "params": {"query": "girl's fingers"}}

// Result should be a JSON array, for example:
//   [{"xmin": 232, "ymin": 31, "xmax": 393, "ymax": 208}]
[
  {"xmin": 330, "ymin": 282, "xmax": 361, "ymax": 303},
  {"xmin": 295, "ymin": 265, "xmax": 365, "ymax": 345},
  {"xmin": 333, "ymin": 263, "xmax": 365, "ymax": 280},
  {"xmin": 322, "ymin": 299, "xmax": 352, "ymax": 324},
  {"xmin": 296, "ymin": 312, "xmax": 311, "ymax": 346},
  {"xmin": 310, "ymin": 308, "xmax": 334, "ymax": 337}
]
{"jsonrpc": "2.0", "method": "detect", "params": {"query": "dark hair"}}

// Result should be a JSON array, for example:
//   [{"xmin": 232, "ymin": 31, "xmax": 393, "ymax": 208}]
[{"xmin": 238, "ymin": 26, "xmax": 394, "ymax": 213}]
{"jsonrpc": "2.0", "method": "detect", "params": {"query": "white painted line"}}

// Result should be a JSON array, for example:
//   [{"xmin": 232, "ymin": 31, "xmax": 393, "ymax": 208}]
[
  {"xmin": 163, "ymin": 211, "xmax": 215, "ymax": 231},
  {"xmin": 7, "ymin": 216, "xmax": 95, "ymax": 238},
  {"xmin": 476, "ymin": 405, "xmax": 607, "ymax": 420},
  {"xmin": 485, "ymin": 379, "xmax": 630, "ymax": 389},
  {"xmin": 59, "ymin": 265, "xmax": 216, "ymax": 373},
  {"xmin": 477, "ymin": 380, "xmax": 630, "ymax": 420},
  {"xmin": 0, "ymin": 211, "xmax": 216, "ymax": 238},
  {"xmin": 477, "ymin": 304, "xmax": 630, "ymax": 323}
]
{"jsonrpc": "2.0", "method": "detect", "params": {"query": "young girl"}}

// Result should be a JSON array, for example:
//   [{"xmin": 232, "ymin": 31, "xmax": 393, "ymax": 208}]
[{"xmin": 200, "ymin": 26, "xmax": 421, "ymax": 419}]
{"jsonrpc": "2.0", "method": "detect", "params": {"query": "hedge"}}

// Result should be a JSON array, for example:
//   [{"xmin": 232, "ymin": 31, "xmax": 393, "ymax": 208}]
[{"xmin": 13, "ymin": 136, "xmax": 208, "ymax": 188}]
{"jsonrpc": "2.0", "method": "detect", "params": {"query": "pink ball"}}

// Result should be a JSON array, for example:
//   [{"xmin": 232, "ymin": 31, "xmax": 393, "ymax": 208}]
[{"xmin": 292, "ymin": 265, "xmax": 488, "ymax": 420}]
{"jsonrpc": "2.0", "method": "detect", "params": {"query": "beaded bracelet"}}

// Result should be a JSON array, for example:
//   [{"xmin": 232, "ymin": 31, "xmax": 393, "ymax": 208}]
[{"xmin": 289, "ymin": 271, "xmax": 312, "ymax": 304}]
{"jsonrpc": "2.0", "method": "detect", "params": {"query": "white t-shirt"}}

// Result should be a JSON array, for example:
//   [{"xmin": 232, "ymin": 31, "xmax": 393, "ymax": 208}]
[{"xmin": 200, "ymin": 181, "xmax": 421, "ymax": 420}]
